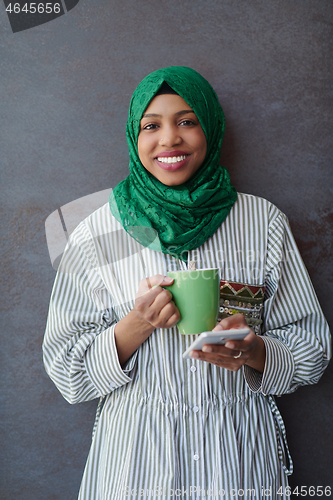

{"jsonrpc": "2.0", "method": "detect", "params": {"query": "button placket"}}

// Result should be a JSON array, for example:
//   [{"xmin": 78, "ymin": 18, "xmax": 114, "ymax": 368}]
[
  {"xmin": 189, "ymin": 364, "xmax": 200, "ymax": 413},
  {"xmin": 187, "ymin": 356, "xmax": 203, "ymax": 473}
]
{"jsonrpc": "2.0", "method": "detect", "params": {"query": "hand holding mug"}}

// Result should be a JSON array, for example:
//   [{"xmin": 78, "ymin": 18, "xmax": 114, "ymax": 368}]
[{"xmin": 134, "ymin": 274, "xmax": 180, "ymax": 330}]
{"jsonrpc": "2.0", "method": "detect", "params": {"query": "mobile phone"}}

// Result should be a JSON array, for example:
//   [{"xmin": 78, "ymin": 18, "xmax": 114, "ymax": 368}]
[{"xmin": 182, "ymin": 328, "xmax": 250, "ymax": 359}]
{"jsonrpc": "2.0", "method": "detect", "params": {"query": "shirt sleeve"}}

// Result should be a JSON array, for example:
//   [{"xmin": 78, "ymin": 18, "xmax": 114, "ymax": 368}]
[
  {"xmin": 42, "ymin": 221, "xmax": 138, "ymax": 404},
  {"xmin": 244, "ymin": 209, "xmax": 331, "ymax": 396}
]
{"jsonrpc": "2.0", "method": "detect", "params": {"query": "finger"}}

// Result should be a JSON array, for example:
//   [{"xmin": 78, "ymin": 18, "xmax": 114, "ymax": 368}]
[
  {"xmin": 200, "ymin": 344, "xmax": 247, "ymax": 363},
  {"xmin": 149, "ymin": 301, "xmax": 180, "ymax": 329},
  {"xmin": 137, "ymin": 275, "xmax": 174, "ymax": 297},
  {"xmin": 190, "ymin": 350, "xmax": 243, "ymax": 371},
  {"xmin": 150, "ymin": 288, "xmax": 174, "ymax": 310},
  {"xmin": 162, "ymin": 306, "xmax": 180, "ymax": 328},
  {"xmin": 146, "ymin": 276, "xmax": 152, "ymax": 290},
  {"xmin": 213, "ymin": 313, "xmax": 248, "ymax": 331},
  {"xmin": 157, "ymin": 298, "xmax": 178, "ymax": 319},
  {"xmin": 201, "ymin": 344, "xmax": 233, "ymax": 357},
  {"xmin": 224, "ymin": 331, "xmax": 255, "ymax": 352},
  {"xmin": 148, "ymin": 275, "xmax": 174, "ymax": 287}
]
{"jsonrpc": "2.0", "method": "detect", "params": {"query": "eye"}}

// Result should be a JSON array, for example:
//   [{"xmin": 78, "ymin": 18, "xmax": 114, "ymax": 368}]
[
  {"xmin": 142, "ymin": 122, "xmax": 159, "ymax": 131},
  {"xmin": 179, "ymin": 119, "xmax": 197, "ymax": 127}
]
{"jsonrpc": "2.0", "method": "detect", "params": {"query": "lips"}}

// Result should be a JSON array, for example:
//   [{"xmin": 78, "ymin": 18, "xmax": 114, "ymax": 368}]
[
  {"xmin": 156, "ymin": 154, "xmax": 188, "ymax": 164},
  {"xmin": 154, "ymin": 150, "xmax": 189, "ymax": 158},
  {"xmin": 154, "ymin": 151, "xmax": 191, "ymax": 171}
]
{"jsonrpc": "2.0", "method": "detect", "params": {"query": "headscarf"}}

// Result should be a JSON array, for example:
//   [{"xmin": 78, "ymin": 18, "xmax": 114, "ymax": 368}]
[{"xmin": 109, "ymin": 66, "xmax": 237, "ymax": 262}]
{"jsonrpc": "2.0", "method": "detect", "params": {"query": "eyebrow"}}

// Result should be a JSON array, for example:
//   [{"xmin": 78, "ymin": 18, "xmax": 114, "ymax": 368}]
[{"xmin": 142, "ymin": 109, "xmax": 195, "ymax": 118}]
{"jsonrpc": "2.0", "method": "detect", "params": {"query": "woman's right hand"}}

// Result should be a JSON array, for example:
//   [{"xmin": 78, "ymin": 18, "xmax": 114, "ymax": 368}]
[
  {"xmin": 114, "ymin": 275, "xmax": 180, "ymax": 366},
  {"xmin": 134, "ymin": 275, "xmax": 180, "ymax": 330}
]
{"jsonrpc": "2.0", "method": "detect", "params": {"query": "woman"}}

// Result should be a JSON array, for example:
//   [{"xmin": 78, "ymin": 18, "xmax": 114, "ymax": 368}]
[{"xmin": 43, "ymin": 67, "xmax": 331, "ymax": 499}]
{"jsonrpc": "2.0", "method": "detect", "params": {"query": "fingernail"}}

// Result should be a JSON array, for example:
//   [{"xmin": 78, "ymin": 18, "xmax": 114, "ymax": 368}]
[
  {"xmin": 202, "ymin": 346, "xmax": 212, "ymax": 352},
  {"xmin": 191, "ymin": 351, "xmax": 199, "ymax": 358},
  {"xmin": 225, "ymin": 342, "xmax": 234, "ymax": 349},
  {"xmin": 164, "ymin": 276, "xmax": 173, "ymax": 283}
]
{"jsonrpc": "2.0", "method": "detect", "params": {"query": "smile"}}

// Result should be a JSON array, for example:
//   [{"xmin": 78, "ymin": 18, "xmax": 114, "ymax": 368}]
[
  {"xmin": 156, "ymin": 155, "xmax": 188, "ymax": 164},
  {"xmin": 154, "ymin": 154, "xmax": 191, "ymax": 172}
]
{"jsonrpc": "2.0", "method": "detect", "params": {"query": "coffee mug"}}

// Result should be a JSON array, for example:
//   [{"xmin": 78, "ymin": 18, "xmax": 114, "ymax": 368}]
[{"xmin": 167, "ymin": 268, "xmax": 220, "ymax": 335}]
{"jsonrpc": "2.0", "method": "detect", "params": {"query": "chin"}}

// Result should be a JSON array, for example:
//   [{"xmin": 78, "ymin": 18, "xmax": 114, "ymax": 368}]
[
  {"xmin": 158, "ymin": 172, "xmax": 192, "ymax": 186},
  {"xmin": 160, "ymin": 178, "xmax": 186, "ymax": 187}
]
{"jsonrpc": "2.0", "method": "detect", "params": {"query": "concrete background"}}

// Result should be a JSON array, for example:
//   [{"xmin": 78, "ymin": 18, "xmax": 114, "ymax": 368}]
[{"xmin": 1, "ymin": 1, "xmax": 332, "ymax": 499}]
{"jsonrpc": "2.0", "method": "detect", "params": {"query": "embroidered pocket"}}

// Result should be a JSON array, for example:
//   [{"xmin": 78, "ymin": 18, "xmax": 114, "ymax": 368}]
[{"xmin": 218, "ymin": 281, "xmax": 265, "ymax": 334}]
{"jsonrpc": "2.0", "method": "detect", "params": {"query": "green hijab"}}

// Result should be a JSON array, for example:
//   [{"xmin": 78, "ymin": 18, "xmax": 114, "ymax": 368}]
[{"xmin": 109, "ymin": 66, "xmax": 237, "ymax": 262}]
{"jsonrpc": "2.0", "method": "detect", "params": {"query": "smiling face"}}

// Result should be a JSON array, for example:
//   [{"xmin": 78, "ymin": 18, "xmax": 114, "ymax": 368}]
[{"xmin": 137, "ymin": 94, "xmax": 207, "ymax": 186}]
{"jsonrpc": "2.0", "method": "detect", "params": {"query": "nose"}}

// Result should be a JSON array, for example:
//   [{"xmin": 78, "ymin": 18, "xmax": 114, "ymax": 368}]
[{"xmin": 158, "ymin": 125, "xmax": 182, "ymax": 147}]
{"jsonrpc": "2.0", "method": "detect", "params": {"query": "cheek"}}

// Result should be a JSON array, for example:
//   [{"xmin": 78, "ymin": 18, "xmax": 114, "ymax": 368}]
[
  {"xmin": 194, "ymin": 129, "xmax": 207, "ymax": 160},
  {"xmin": 137, "ymin": 135, "xmax": 143, "ymax": 156},
  {"xmin": 137, "ymin": 135, "xmax": 149, "ymax": 165}
]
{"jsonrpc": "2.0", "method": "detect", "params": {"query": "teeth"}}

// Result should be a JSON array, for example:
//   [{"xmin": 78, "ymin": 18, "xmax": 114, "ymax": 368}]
[{"xmin": 156, "ymin": 155, "xmax": 187, "ymax": 164}]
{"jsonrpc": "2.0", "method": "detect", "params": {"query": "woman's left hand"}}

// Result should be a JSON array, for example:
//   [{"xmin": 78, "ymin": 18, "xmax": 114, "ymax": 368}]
[{"xmin": 190, "ymin": 313, "xmax": 266, "ymax": 373}]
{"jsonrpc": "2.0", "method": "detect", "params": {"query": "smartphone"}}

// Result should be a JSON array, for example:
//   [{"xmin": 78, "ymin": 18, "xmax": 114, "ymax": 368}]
[{"xmin": 182, "ymin": 328, "xmax": 250, "ymax": 359}]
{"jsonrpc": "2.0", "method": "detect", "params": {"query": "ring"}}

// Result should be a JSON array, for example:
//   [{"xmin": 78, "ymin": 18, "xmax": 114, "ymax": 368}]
[{"xmin": 233, "ymin": 351, "xmax": 242, "ymax": 359}]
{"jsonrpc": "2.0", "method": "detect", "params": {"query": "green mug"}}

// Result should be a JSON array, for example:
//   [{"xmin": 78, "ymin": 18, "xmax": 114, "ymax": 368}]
[{"xmin": 167, "ymin": 268, "xmax": 220, "ymax": 335}]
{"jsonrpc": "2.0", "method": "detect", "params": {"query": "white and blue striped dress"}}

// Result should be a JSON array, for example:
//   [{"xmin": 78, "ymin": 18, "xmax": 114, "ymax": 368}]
[{"xmin": 43, "ymin": 193, "xmax": 331, "ymax": 500}]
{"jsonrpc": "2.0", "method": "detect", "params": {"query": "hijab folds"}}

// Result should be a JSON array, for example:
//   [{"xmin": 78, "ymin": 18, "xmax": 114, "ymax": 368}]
[{"xmin": 109, "ymin": 66, "xmax": 237, "ymax": 262}]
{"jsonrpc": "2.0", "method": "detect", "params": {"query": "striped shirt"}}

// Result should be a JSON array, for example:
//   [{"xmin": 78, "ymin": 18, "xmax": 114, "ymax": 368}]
[{"xmin": 43, "ymin": 193, "xmax": 331, "ymax": 500}]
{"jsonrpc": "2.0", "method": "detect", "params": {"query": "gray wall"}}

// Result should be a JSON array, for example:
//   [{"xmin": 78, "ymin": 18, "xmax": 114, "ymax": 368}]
[{"xmin": 1, "ymin": 1, "xmax": 332, "ymax": 499}]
